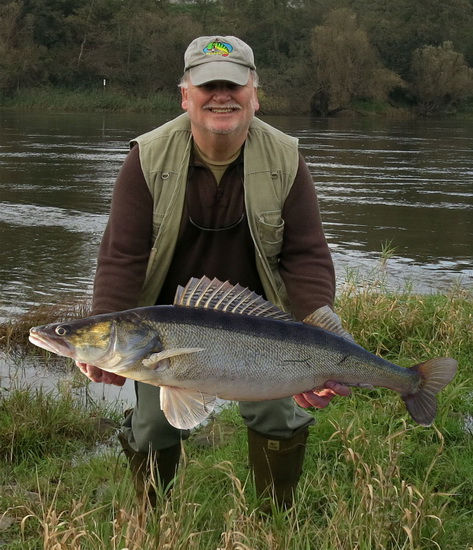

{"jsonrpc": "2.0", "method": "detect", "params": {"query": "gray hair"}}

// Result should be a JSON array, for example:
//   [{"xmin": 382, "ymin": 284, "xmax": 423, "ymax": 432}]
[{"xmin": 179, "ymin": 70, "xmax": 259, "ymax": 88}]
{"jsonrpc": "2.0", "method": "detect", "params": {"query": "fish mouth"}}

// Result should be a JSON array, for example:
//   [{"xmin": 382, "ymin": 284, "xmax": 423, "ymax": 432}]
[{"xmin": 28, "ymin": 329, "xmax": 76, "ymax": 359}]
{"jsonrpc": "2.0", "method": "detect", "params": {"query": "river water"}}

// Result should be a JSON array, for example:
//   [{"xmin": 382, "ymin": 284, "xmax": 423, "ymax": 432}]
[
  {"xmin": 0, "ymin": 111, "xmax": 472, "ymax": 404},
  {"xmin": 1, "ymin": 111, "xmax": 472, "ymax": 323}
]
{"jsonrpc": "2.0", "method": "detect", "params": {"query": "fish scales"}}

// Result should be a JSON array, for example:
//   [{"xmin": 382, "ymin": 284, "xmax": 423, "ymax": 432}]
[
  {"xmin": 29, "ymin": 276, "xmax": 457, "ymax": 430},
  {"xmin": 145, "ymin": 306, "xmax": 417, "ymax": 401}
]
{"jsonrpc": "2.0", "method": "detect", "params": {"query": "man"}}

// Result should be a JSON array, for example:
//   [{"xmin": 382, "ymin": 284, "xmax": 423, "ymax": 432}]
[{"xmin": 77, "ymin": 35, "xmax": 350, "ymax": 509}]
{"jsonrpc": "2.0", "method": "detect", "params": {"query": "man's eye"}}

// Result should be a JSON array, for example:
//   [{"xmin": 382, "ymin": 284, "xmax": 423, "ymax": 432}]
[{"xmin": 201, "ymin": 83, "xmax": 241, "ymax": 92}]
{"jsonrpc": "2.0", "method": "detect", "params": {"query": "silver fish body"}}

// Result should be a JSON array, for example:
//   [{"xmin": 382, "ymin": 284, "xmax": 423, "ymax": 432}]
[
  {"xmin": 29, "ymin": 277, "xmax": 457, "ymax": 430},
  {"xmin": 138, "ymin": 306, "xmax": 415, "ymax": 399}
]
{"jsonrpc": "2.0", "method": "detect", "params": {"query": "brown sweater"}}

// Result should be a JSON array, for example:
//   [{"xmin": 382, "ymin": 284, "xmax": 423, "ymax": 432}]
[{"xmin": 92, "ymin": 144, "xmax": 335, "ymax": 321}]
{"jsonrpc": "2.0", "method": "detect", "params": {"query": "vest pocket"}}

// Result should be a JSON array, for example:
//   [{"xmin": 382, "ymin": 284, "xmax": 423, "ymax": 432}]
[
  {"xmin": 257, "ymin": 210, "xmax": 284, "ymax": 266},
  {"xmin": 151, "ymin": 212, "xmax": 165, "ymax": 243}
]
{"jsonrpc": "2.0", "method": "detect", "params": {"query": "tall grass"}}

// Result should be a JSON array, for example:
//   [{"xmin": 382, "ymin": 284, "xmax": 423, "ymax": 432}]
[
  {"xmin": 0, "ymin": 300, "xmax": 90, "ymax": 353},
  {"xmin": 0, "ymin": 274, "xmax": 472, "ymax": 549},
  {"xmin": 336, "ymin": 270, "xmax": 472, "ymax": 363},
  {"xmin": 4, "ymin": 403, "xmax": 471, "ymax": 549}
]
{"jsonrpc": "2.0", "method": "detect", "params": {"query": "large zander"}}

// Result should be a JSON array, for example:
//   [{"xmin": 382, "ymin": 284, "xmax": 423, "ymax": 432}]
[{"xmin": 29, "ymin": 277, "xmax": 457, "ymax": 430}]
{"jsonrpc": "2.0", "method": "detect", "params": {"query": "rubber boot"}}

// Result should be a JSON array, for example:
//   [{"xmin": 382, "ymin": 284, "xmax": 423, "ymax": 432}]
[
  {"xmin": 118, "ymin": 431, "xmax": 181, "ymax": 507},
  {"xmin": 247, "ymin": 426, "xmax": 309, "ymax": 511}
]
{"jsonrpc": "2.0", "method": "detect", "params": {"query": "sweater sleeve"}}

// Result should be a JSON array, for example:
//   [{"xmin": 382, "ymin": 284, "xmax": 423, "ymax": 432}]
[
  {"xmin": 91, "ymin": 145, "xmax": 153, "ymax": 315},
  {"xmin": 279, "ymin": 154, "xmax": 335, "ymax": 320}
]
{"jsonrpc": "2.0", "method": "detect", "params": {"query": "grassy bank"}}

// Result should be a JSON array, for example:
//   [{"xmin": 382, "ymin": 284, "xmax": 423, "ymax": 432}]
[
  {"xmin": 0, "ymin": 86, "xmax": 463, "ymax": 117},
  {"xmin": 0, "ymin": 86, "xmax": 292, "ymax": 115},
  {"xmin": 2, "ymin": 87, "xmax": 473, "ymax": 117},
  {"xmin": 0, "ymin": 280, "xmax": 472, "ymax": 549},
  {"xmin": 0, "ymin": 88, "xmax": 182, "ymax": 114}
]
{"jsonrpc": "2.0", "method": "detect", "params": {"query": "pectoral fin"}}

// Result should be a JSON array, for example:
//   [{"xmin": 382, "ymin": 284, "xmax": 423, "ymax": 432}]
[
  {"xmin": 160, "ymin": 386, "xmax": 217, "ymax": 430},
  {"xmin": 142, "ymin": 347, "xmax": 204, "ymax": 368}
]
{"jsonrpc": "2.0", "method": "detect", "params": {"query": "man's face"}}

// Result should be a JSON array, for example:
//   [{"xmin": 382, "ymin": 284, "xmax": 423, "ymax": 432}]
[{"xmin": 181, "ymin": 78, "xmax": 260, "ymax": 138}]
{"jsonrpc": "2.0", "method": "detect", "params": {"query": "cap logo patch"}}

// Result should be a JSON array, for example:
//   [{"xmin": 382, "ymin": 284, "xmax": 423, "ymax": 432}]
[{"xmin": 203, "ymin": 41, "xmax": 233, "ymax": 57}]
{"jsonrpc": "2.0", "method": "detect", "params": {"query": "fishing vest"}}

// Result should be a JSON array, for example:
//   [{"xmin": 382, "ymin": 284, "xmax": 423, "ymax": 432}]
[{"xmin": 131, "ymin": 113, "xmax": 299, "ymax": 311}]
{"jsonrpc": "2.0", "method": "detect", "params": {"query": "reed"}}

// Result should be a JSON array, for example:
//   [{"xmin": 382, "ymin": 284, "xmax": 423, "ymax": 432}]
[{"xmin": 0, "ymin": 299, "xmax": 90, "ymax": 352}]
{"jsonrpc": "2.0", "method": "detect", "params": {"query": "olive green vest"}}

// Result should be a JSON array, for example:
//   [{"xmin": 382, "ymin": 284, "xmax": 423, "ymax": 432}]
[{"xmin": 132, "ymin": 113, "xmax": 299, "ymax": 311}]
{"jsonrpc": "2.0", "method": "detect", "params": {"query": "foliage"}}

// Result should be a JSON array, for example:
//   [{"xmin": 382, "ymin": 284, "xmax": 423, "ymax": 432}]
[
  {"xmin": 1, "ymin": 0, "xmax": 473, "ymax": 114},
  {"xmin": 309, "ymin": 9, "xmax": 404, "ymax": 115},
  {"xmin": 355, "ymin": 0, "xmax": 473, "ymax": 77},
  {"xmin": 410, "ymin": 41, "xmax": 473, "ymax": 114},
  {"xmin": 0, "ymin": 2, "xmax": 47, "ymax": 94}
]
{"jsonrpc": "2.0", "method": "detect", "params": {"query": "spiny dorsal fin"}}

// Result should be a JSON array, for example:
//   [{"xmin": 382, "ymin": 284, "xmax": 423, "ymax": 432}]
[
  {"xmin": 173, "ymin": 276, "xmax": 294, "ymax": 321},
  {"xmin": 303, "ymin": 305, "xmax": 355, "ymax": 342}
]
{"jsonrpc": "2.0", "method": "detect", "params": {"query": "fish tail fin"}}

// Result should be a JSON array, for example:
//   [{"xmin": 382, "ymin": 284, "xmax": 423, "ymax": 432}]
[{"xmin": 402, "ymin": 358, "xmax": 457, "ymax": 426}]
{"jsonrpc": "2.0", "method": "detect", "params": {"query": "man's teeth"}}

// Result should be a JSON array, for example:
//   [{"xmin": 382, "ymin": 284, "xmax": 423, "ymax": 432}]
[{"xmin": 209, "ymin": 108, "xmax": 234, "ymax": 113}]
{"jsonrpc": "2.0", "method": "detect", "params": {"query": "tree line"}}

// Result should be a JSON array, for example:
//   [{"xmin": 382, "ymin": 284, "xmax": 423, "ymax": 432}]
[{"xmin": 1, "ymin": 0, "xmax": 473, "ymax": 115}]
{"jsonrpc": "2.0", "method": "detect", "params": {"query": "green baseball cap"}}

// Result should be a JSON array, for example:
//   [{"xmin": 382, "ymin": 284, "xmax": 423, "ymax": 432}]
[{"xmin": 184, "ymin": 35, "xmax": 256, "ymax": 86}]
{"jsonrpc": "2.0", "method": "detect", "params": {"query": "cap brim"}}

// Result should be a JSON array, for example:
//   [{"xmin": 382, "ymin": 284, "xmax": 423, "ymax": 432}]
[{"xmin": 189, "ymin": 63, "xmax": 250, "ymax": 86}]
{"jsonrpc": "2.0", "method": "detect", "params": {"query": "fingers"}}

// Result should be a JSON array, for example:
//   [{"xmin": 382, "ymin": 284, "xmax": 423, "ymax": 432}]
[
  {"xmin": 324, "ymin": 380, "xmax": 352, "ymax": 397},
  {"xmin": 294, "ymin": 388, "xmax": 336, "ymax": 409},
  {"xmin": 293, "ymin": 380, "xmax": 351, "ymax": 409},
  {"xmin": 75, "ymin": 361, "xmax": 127, "ymax": 386},
  {"xmin": 101, "ymin": 371, "xmax": 127, "ymax": 386}
]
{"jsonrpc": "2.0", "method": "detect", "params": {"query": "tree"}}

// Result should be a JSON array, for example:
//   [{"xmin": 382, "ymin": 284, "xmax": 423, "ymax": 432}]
[
  {"xmin": 0, "ymin": 2, "xmax": 47, "ymax": 93},
  {"xmin": 309, "ymin": 9, "xmax": 402, "ymax": 115},
  {"xmin": 353, "ymin": 0, "xmax": 473, "ymax": 78},
  {"xmin": 410, "ymin": 41, "xmax": 473, "ymax": 114},
  {"xmin": 81, "ymin": 3, "xmax": 203, "ymax": 94}
]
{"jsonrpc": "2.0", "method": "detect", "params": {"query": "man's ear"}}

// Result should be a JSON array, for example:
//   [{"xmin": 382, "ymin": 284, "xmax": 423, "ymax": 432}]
[
  {"xmin": 181, "ymin": 86, "xmax": 188, "ymax": 111},
  {"xmin": 252, "ymin": 87, "xmax": 260, "ymax": 112}
]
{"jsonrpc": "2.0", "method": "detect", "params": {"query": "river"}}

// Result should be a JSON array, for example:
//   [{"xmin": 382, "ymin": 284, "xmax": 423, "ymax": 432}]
[
  {"xmin": 1, "ymin": 111, "xmax": 472, "ymax": 405},
  {"xmin": 1, "ymin": 111, "xmax": 471, "ymax": 323}
]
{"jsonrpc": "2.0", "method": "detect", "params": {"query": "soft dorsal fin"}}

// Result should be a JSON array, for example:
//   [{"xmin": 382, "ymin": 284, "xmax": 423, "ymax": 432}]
[
  {"xmin": 173, "ymin": 276, "xmax": 294, "ymax": 321},
  {"xmin": 303, "ymin": 305, "xmax": 355, "ymax": 342}
]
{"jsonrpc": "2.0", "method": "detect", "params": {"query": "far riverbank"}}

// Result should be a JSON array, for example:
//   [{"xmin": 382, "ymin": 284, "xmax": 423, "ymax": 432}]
[{"xmin": 2, "ymin": 87, "xmax": 473, "ymax": 118}]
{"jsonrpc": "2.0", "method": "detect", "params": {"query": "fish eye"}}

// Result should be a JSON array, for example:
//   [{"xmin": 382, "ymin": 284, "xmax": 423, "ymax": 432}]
[{"xmin": 55, "ymin": 325, "xmax": 71, "ymax": 337}]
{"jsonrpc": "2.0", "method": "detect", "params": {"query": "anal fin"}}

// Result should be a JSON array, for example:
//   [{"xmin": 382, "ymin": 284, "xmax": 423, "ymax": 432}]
[{"xmin": 160, "ymin": 386, "xmax": 217, "ymax": 430}]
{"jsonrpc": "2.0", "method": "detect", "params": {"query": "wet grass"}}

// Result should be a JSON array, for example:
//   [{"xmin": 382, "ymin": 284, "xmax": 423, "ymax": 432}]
[{"xmin": 0, "ymin": 274, "xmax": 472, "ymax": 548}]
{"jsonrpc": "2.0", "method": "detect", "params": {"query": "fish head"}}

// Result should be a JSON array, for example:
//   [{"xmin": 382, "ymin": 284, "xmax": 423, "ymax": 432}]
[{"xmin": 29, "ymin": 310, "xmax": 161, "ymax": 371}]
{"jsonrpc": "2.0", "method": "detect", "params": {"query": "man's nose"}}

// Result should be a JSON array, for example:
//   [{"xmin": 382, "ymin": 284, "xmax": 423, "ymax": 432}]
[{"xmin": 212, "ymin": 84, "xmax": 233, "ymax": 98}]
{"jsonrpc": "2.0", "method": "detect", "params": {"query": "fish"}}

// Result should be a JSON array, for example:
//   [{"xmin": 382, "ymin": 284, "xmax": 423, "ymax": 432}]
[
  {"xmin": 203, "ymin": 41, "xmax": 233, "ymax": 57},
  {"xmin": 29, "ymin": 276, "xmax": 457, "ymax": 430}
]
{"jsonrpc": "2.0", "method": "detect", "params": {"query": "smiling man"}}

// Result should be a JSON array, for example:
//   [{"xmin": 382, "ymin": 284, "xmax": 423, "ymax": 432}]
[
  {"xmin": 180, "ymin": 37, "xmax": 260, "ymax": 149},
  {"xmin": 76, "ymin": 35, "xmax": 350, "ymax": 510}
]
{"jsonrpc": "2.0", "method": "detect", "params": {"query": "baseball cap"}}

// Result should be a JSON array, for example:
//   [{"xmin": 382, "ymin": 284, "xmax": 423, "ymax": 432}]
[{"xmin": 184, "ymin": 35, "xmax": 256, "ymax": 86}]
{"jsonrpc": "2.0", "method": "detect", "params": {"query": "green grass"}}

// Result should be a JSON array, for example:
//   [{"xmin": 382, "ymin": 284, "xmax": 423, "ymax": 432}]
[
  {"xmin": 0, "ymin": 87, "xmax": 182, "ymax": 113},
  {"xmin": 0, "ymin": 86, "xmax": 294, "ymax": 115},
  {"xmin": 0, "ymin": 277, "xmax": 472, "ymax": 549}
]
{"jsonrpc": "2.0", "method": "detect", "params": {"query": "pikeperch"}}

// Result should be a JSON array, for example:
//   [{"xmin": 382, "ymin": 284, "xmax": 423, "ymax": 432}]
[{"xmin": 29, "ymin": 276, "xmax": 457, "ymax": 430}]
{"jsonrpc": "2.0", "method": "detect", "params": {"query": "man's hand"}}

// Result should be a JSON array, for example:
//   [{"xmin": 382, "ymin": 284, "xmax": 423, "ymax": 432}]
[
  {"xmin": 75, "ymin": 361, "xmax": 126, "ymax": 386},
  {"xmin": 294, "ymin": 381, "xmax": 351, "ymax": 409}
]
